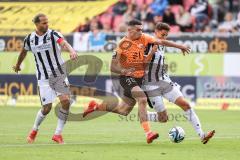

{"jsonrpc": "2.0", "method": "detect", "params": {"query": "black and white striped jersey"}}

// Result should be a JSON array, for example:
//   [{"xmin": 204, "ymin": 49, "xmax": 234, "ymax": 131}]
[
  {"xmin": 144, "ymin": 43, "xmax": 170, "ymax": 83},
  {"xmin": 23, "ymin": 29, "xmax": 65, "ymax": 80}
]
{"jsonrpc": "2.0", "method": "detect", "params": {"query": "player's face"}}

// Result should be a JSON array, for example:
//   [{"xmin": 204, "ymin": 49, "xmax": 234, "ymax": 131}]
[
  {"xmin": 36, "ymin": 16, "xmax": 49, "ymax": 33},
  {"xmin": 128, "ymin": 25, "xmax": 143, "ymax": 40},
  {"xmin": 155, "ymin": 29, "xmax": 169, "ymax": 40}
]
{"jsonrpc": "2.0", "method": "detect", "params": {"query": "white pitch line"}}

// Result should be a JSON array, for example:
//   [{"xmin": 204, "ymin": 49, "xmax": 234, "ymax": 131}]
[{"xmin": 0, "ymin": 136, "xmax": 239, "ymax": 148}]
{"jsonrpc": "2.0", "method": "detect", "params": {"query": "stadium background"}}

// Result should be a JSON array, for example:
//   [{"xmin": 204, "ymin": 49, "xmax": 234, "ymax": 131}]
[
  {"xmin": 0, "ymin": 1, "xmax": 240, "ymax": 160},
  {"xmin": 0, "ymin": 0, "xmax": 240, "ymax": 108}
]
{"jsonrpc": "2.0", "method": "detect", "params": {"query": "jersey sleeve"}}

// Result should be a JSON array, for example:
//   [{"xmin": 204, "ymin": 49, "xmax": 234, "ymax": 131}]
[
  {"xmin": 23, "ymin": 34, "xmax": 31, "ymax": 51},
  {"xmin": 52, "ymin": 31, "xmax": 64, "ymax": 44},
  {"xmin": 144, "ymin": 34, "xmax": 157, "ymax": 44}
]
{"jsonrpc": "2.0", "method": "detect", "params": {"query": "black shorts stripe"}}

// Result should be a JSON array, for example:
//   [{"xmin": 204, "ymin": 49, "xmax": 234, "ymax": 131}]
[
  {"xmin": 37, "ymin": 52, "xmax": 49, "ymax": 79},
  {"xmin": 155, "ymin": 55, "xmax": 162, "ymax": 81},
  {"xmin": 45, "ymin": 50, "xmax": 57, "ymax": 77},
  {"xmin": 148, "ymin": 54, "xmax": 155, "ymax": 82},
  {"xmin": 144, "ymin": 91, "xmax": 154, "ymax": 109},
  {"xmin": 51, "ymin": 30, "xmax": 64, "ymax": 74},
  {"xmin": 33, "ymin": 54, "xmax": 41, "ymax": 80}
]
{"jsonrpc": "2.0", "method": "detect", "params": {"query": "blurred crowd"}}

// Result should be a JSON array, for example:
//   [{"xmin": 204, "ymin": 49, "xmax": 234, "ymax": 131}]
[{"xmin": 74, "ymin": 0, "xmax": 240, "ymax": 34}]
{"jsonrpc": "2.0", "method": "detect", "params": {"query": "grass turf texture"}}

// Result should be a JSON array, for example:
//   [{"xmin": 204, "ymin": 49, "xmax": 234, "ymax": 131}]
[{"xmin": 0, "ymin": 106, "xmax": 239, "ymax": 160}]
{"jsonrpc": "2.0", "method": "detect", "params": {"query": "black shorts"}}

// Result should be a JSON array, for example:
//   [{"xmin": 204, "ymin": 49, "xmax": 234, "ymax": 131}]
[{"xmin": 119, "ymin": 75, "xmax": 143, "ymax": 98}]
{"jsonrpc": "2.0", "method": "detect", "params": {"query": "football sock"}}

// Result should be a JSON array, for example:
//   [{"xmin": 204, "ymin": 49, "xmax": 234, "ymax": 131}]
[
  {"xmin": 141, "ymin": 121, "xmax": 151, "ymax": 135},
  {"xmin": 55, "ymin": 108, "xmax": 69, "ymax": 135},
  {"xmin": 184, "ymin": 108, "xmax": 205, "ymax": 139},
  {"xmin": 32, "ymin": 109, "xmax": 46, "ymax": 131},
  {"xmin": 147, "ymin": 111, "xmax": 158, "ymax": 122}
]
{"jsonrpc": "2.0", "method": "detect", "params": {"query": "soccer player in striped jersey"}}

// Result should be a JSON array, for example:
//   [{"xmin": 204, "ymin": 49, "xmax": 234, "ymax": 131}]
[
  {"xmin": 13, "ymin": 13, "xmax": 78, "ymax": 144},
  {"xmin": 143, "ymin": 22, "xmax": 215, "ymax": 144}
]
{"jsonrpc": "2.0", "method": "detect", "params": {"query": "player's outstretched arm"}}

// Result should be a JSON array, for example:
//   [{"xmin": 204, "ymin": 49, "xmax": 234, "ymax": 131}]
[
  {"xmin": 13, "ymin": 48, "xmax": 28, "ymax": 73},
  {"xmin": 155, "ymin": 39, "xmax": 191, "ymax": 55},
  {"xmin": 110, "ymin": 53, "xmax": 134, "ymax": 76},
  {"xmin": 59, "ymin": 40, "xmax": 78, "ymax": 60}
]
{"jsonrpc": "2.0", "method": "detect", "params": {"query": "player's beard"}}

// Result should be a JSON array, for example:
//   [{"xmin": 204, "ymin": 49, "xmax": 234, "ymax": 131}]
[{"xmin": 40, "ymin": 26, "xmax": 48, "ymax": 34}]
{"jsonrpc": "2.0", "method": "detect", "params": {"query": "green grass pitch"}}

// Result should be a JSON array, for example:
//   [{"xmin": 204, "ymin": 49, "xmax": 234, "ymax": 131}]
[{"xmin": 0, "ymin": 106, "xmax": 240, "ymax": 160}]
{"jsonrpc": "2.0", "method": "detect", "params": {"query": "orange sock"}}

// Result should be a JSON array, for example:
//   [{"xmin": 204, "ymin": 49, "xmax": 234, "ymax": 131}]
[{"xmin": 141, "ymin": 121, "xmax": 151, "ymax": 134}]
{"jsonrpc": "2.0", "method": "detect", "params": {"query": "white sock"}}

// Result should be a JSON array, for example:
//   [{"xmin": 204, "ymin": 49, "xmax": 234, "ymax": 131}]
[
  {"xmin": 184, "ymin": 108, "xmax": 205, "ymax": 139},
  {"xmin": 147, "ymin": 111, "xmax": 158, "ymax": 122},
  {"xmin": 55, "ymin": 108, "xmax": 69, "ymax": 135},
  {"xmin": 33, "ymin": 109, "xmax": 46, "ymax": 131}
]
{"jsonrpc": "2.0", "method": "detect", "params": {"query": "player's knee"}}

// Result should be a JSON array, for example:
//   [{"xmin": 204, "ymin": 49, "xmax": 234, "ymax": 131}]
[
  {"xmin": 42, "ymin": 106, "xmax": 52, "ymax": 115},
  {"xmin": 158, "ymin": 116, "xmax": 168, "ymax": 123},
  {"xmin": 61, "ymin": 99, "xmax": 70, "ymax": 107},
  {"xmin": 158, "ymin": 113, "xmax": 168, "ymax": 123},
  {"xmin": 181, "ymin": 102, "xmax": 191, "ymax": 111},
  {"xmin": 176, "ymin": 98, "xmax": 191, "ymax": 111},
  {"xmin": 60, "ymin": 96, "xmax": 70, "ymax": 109}
]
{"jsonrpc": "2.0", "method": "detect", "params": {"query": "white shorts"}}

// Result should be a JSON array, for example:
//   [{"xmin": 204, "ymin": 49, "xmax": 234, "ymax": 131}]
[
  {"xmin": 143, "ymin": 82, "xmax": 183, "ymax": 112},
  {"xmin": 38, "ymin": 76, "xmax": 70, "ymax": 105}
]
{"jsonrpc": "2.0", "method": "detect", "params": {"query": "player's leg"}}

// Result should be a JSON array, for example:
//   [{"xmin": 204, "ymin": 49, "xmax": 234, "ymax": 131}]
[
  {"xmin": 110, "ymin": 96, "xmax": 135, "ymax": 116},
  {"xmin": 50, "ymin": 77, "xmax": 71, "ymax": 144},
  {"xmin": 83, "ymin": 75, "xmax": 137, "ymax": 117},
  {"xmin": 174, "ymin": 96, "xmax": 215, "ymax": 144},
  {"xmin": 163, "ymin": 83, "xmax": 215, "ymax": 144},
  {"xmin": 27, "ymin": 103, "xmax": 52, "ymax": 143},
  {"xmin": 32, "ymin": 103, "xmax": 52, "ymax": 131},
  {"xmin": 143, "ymin": 84, "xmax": 168, "ymax": 122},
  {"xmin": 51, "ymin": 94, "xmax": 70, "ymax": 144},
  {"xmin": 131, "ymin": 86, "xmax": 159, "ymax": 143},
  {"xmin": 83, "ymin": 95, "xmax": 135, "ymax": 117},
  {"xmin": 27, "ymin": 84, "xmax": 55, "ymax": 143},
  {"xmin": 146, "ymin": 94, "xmax": 168, "ymax": 122}
]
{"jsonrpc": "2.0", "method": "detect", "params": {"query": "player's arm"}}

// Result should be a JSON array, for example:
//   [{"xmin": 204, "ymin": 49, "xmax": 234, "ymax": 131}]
[
  {"xmin": 144, "ymin": 45, "xmax": 158, "ymax": 62},
  {"xmin": 13, "ymin": 48, "xmax": 28, "ymax": 73},
  {"xmin": 155, "ymin": 39, "xmax": 191, "ymax": 55},
  {"xmin": 59, "ymin": 39, "xmax": 78, "ymax": 60},
  {"xmin": 110, "ymin": 51, "xmax": 134, "ymax": 76},
  {"xmin": 53, "ymin": 31, "xmax": 78, "ymax": 60}
]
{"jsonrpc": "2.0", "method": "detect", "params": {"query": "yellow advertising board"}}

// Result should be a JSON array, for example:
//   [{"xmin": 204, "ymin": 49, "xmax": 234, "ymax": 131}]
[{"xmin": 0, "ymin": 0, "xmax": 117, "ymax": 35}]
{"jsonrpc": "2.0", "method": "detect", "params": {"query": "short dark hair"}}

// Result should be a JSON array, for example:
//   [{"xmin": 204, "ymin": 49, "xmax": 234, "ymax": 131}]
[
  {"xmin": 155, "ymin": 22, "xmax": 170, "ymax": 31},
  {"xmin": 127, "ymin": 19, "xmax": 142, "ymax": 26},
  {"xmin": 32, "ymin": 13, "xmax": 46, "ymax": 24}
]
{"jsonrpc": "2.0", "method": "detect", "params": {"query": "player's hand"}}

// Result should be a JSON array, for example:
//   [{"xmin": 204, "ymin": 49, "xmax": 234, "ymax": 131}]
[
  {"xmin": 181, "ymin": 45, "xmax": 191, "ymax": 56},
  {"xmin": 144, "ymin": 45, "xmax": 158, "ymax": 63},
  {"xmin": 121, "ymin": 68, "xmax": 135, "ymax": 76},
  {"xmin": 12, "ymin": 65, "xmax": 21, "ymax": 73},
  {"xmin": 70, "ymin": 51, "xmax": 78, "ymax": 60}
]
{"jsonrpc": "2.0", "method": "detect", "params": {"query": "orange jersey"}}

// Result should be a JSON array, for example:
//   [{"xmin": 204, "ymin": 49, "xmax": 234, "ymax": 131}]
[{"xmin": 115, "ymin": 33, "xmax": 156, "ymax": 78}]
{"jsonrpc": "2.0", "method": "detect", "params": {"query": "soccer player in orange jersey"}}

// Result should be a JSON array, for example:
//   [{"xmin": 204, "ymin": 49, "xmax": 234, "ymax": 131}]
[{"xmin": 83, "ymin": 19, "xmax": 190, "ymax": 143}]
